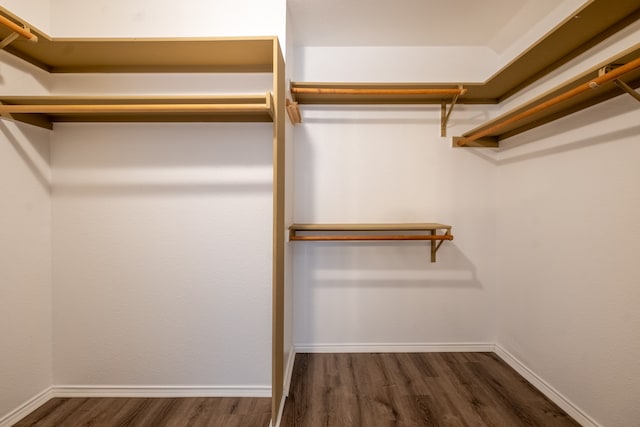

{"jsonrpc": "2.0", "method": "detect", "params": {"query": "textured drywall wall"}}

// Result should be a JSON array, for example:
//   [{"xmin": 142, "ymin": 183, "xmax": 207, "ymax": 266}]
[
  {"xmin": 0, "ymin": 0, "xmax": 51, "ymax": 33},
  {"xmin": 51, "ymin": 121, "xmax": 273, "ymax": 390},
  {"xmin": 291, "ymin": 103, "xmax": 498, "ymax": 347},
  {"xmin": 496, "ymin": 95, "xmax": 640, "ymax": 427},
  {"xmin": 0, "ymin": 120, "xmax": 52, "ymax": 420},
  {"xmin": 494, "ymin": 23, "xmax": 640, "ymax": 427},
  {"xmin": 49, "ymin": 0, "xmax": 287, "ymax": 53}
]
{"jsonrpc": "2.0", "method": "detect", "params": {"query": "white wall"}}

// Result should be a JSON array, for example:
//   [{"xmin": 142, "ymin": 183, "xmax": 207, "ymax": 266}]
[
  {"xmin": 496, "ymin": 95, "xmax": 640, "ymax": 427},
  {"xmin": 493, "ymin": 0, "xmax": 587, "ymax": 62},
  {"xmin": 0, "ymin": 49, "xmax": 52, "ymax": 424},
  {"xmin": 0, "ymin": 119, "xmax": 51, "ymax": 420},
  {"xmin": 293, "ymin": 0, "xmax": 591, "ymax": 83},
  {"xmin": 494, "ymin": 24, "xmax": 640, "ymax": 427},
  {"xmin": 0, "ymin": 51, "xmax": 50, "ymax": 96},
  {"xmin": 292, "ymin": 95, "xmax": 498, "ymax": 346},
  {"xmin": 47, "ymin": 72, "xmax": 276, "ymax": 391},
  {"xmin": 49, "ymin": 0, "xmax": 287, "ymax": 52},
  {"xmin": 0, "ymin": 122, "xmax": 51, "ymax": 420},
  {"xmin": 295, "ymin": 46, "xmax": 499, "ymax": 83},
  {"xmin": 51, "ymin": 121, "xmax": 273, "ymax": 390},
  {"xmin": 0, "ymin": 0, "xmax": 51, "ymax": 34}
]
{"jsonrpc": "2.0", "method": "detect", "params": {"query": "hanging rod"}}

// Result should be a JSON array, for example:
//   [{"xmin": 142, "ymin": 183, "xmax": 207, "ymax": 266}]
[
  {"xmin": 289, "ymin": 235, "xmax": 453, "ymax": 241},
  {"xmin": 0, "ymin": 103, "xmax": 271, "ymax": 114},
  {"xmin": 291, "ymin": 87, "xmax": 467, "ymax": 96},
  {"xmin": 456, "ymin": 56, "xmax": 640, "ymax": 146},
  {"xmin": 0, "ymin": 15, "xmax": 37, "ymax": 42}
]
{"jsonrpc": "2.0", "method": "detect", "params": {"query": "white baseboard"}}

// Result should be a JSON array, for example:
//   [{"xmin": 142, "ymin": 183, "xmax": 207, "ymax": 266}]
[
  {"xmin": 0, "ymin": 387, "xmax": 53, "ymax": 427},
  {"xmin": 1, "ymin": 347, "xmax": 598, "ymax": 427},
  {"xmin": 52, "ymin": 385, "xmax": 271, "ymax": 398},
  {"xmin": 295, "ymin": 342, "xmax": 495, "ymax": 353},
  {"xmin": 494, "ymin": 345, "xmax": 600, "ymax": 427},
  {"xmin": 0, "ymin": 385, "xmax": 270, "ymax": 427}
]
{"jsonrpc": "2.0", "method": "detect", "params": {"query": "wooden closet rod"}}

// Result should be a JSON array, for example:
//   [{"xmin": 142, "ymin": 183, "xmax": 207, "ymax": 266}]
[
  {"xmin": 0, "ymin": 103, "xmax": 270, "ymax": 114},
  {"xmin": 291, "ymin": 87, "xmax": 467, "ymax": 96},
  {"xmin": 290, "ymin": 235, "xmax": 454, "ymax": 241},
  {"xmin": 457, "ymin": 56, "xmax": 640, "ymax": 146},
  {"xmin": 0, "ymin": 15, "xmax": 37, "ymax": 42}
]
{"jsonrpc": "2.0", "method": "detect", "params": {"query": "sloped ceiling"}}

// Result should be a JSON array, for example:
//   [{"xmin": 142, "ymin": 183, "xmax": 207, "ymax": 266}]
[{"xmin": 288, "ymin": 0, "xmax": 569, "ymax": 51}]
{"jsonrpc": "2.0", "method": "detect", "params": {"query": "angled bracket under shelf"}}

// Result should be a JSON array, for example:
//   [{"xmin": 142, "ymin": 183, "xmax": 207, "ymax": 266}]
[
  {"xmin": 441, "ymin": 85, "xmax": 465, "ymax": 137},
  {"xmin": 0, "ymin": 14, "xmax": 37, "ymax": 50},
  {"xmin": 614, "ymin": 79, "xmax": 640, "ymax": 103},
  {"xmin": 289, "ymin": 223, "xmax": 453, "ymax": 263},
  {"xmin": 599, "ymin": 65, "xmax": 640, "ymax": 102}
]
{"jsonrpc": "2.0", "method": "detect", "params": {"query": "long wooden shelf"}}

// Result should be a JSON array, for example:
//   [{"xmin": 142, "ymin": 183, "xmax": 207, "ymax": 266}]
[
  {"xmin": 289, "ymin": 223, "xmax": 453, "ymax": 262},
  {"xmin": 0, "ymin": 93, "xmax": 274, "ymax": 129},
  {"xmin": 453, "ymin": 47, "xmax": 640, "ymax": 148},
  {"xmin": 0, "ymin": 31, "xmax": 275, "ymax": 73}
]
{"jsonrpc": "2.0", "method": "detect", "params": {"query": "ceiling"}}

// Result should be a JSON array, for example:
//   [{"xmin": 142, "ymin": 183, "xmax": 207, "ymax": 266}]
[{"xmin": 288, "ymin": 0, "xmax": 566, "ymax": 51}]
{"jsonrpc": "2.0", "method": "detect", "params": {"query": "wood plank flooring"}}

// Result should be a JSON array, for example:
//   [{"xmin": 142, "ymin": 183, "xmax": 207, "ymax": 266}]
[
  {"xmin": 14, "ymin": 353, "xmax": 579, "ymax": 426},
  {"xmin": 13, "ymin": 396, "xmax": 271, "ymax": 427},
  {"xmin": 280, "ymin": 352, "xmax": 580, "ymax": 427}
]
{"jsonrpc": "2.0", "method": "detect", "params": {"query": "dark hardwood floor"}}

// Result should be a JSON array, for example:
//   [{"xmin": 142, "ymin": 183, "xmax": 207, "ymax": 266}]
[
  {"xmin": 280, "ymin": 352, "xmax": 580, "ymax": 427},
  {"xmin": 14, "ymin": 352, "xmax": 579, "ymax": 426},
  {"xmin": 13, "ymin": 396, "xmax": 271, "ymax": 427}
]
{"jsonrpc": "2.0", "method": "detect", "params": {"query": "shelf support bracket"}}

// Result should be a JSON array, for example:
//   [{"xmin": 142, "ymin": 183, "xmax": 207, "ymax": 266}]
[
  {"xmin": 614, "ymin": 79, "xmax": 640, "ymax": 103},
  {"xmin": 430, "ymin": 229, "xmax": 451, "ymax": 262},
  {"xmin": 0, "ymin": 100, "xmax": 13, "ymax": 120},
  {"xmin": 0, "ymin": 15, "xmax": 37, "ymax": 48},
  {"xmin": 286, "ymin": 98, "xmax": 301, "ymax": 124},
  {"xmin": 0, "ymin": 31, "xmax": 19, "ymax": 50},
  {"xmin": 441, "ymin": 85, "xmax": 463, "ymax": 137}
]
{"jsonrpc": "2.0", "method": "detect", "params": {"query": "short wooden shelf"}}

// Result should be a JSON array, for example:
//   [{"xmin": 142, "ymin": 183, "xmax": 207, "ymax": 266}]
[
  {"xmin": 289, "ymin": 223, "xmax": 453, "ymax": 262},
  {"xmin": 288, "ymin": 83, "xmax": 467, "ymax": 135},
  {"xmin": 0, "ymin": 93, "xmax": 274, "ymax": 129},
  {"xmin": 290, "ymin": 82, "xmax": 468, "ymax": 105}
]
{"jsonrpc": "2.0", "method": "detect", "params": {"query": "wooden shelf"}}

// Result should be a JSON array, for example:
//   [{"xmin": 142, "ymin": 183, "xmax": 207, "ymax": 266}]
[
  {"xmin": 0, "ymin": 93, "xmax": 274, "ymax": 129},
  {"xmin": 453, "ymin": 47, "xmax": 640, "ymax": 148},
  {"xmin": 288, "ymin": 83, "xmax": 466, "ymax": 135},
  {"xmin": 0, "ymin": 30, "xmax": 275, "ymax": 73},
  {"xmin": 290, "ymin": 83, "xmax": 467, "ymax": 105},
  {"xmin": 289, "ymin": 223, "xmax": 453, "ymax": 262}
]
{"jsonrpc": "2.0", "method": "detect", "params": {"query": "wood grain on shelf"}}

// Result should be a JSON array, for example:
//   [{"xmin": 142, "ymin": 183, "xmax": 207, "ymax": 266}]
[{"xmin": 290, "ymin": 223, "xmax": 452, "ymax": 231}]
